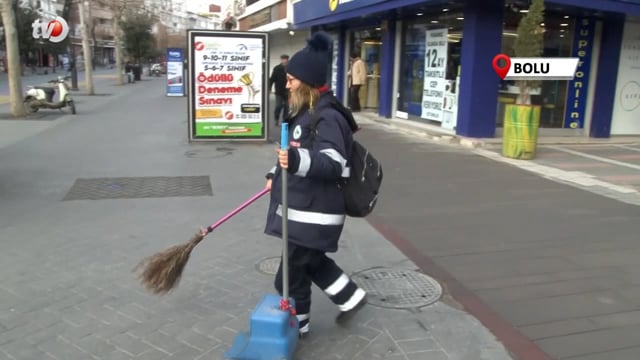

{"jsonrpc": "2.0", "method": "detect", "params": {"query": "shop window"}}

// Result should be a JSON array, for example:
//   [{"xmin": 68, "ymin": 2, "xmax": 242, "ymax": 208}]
[
  {"xmin": 348, "ymin": 29, "xmax": 383, "ymax": 110},
  {"xmin": 498, "ymin": 11, "xmax": 575, "ymax": 128},
  {"xmin": 397, "ymin": 12, "xmax": 463, "ymax": 130}
]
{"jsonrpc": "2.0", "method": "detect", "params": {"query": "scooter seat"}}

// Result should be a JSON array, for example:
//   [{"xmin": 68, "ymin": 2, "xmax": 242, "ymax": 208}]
[
  {"xmin": 34, "ymin": 86, "xmax": 55, "ymax": 95},
  {"xmin": 34, "ymin": 87, "xmax": 55, "ymax": 102}
]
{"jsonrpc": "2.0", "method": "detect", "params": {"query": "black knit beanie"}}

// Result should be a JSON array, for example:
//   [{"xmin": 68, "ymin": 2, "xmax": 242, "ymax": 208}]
[{"xmin": 286, "ymin": 31, "xmax": 332, "ymax": 88}]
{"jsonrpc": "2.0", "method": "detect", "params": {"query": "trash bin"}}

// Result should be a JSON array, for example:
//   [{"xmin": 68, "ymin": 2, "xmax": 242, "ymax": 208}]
[
  {"xmin": 133, "ymin": 65, "xmax": 142, "ymax": 81},
  {"xmin": 502, "ymin": 104, "xmax": 540, "ymax": 160}
]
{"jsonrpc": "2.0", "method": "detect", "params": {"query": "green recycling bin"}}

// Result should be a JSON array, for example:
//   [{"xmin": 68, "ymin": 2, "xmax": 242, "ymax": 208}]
[{"xmin": 502, "ymin": 104, "xmax": 541, "ymax": 160}]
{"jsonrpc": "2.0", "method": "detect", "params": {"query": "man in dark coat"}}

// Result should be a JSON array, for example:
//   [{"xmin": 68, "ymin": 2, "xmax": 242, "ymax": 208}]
[{"xmin": 269, "ymin": 54, "xmax": 289, "ymax": 126}]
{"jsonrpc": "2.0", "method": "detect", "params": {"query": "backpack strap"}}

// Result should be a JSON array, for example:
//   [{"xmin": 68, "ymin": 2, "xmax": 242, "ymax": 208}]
[
  {"xmin": 310, "ymin": 107, "xmax": 320, "ymax": 141},
  {"xmin": 310, "ymin": 94, "xmax": 359, "ymax": 141}
]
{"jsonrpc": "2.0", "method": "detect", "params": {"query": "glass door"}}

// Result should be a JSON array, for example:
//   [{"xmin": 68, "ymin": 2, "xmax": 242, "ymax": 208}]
[
  {"xmin": 361, "ymin": 41, "xmax": 381, "ymax": 109},
  {"xmin": 349, "ymin": 28, "xmax": 383, "ymax": 111}
]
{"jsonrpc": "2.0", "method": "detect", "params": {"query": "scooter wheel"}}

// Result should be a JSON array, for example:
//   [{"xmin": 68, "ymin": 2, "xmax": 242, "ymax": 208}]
[
  {"xmin": 64, "ymin": 95, "xmax": 76, "ymax": 115},
  {"xmin": 23, "ymin": 98, "xmax": 38, "ymax": 113}
]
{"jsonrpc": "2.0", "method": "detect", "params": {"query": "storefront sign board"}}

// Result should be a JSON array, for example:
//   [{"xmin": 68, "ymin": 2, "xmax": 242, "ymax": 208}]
[
  {"xmin": 421, "ymin": 27, "xmax": 448, "ymax": 122},
  {"xmin": 441, "ymin": 70, "xmax": 460, "ymax": 131},
  {"xmin": 294, "ymin": 0, "xmax": 388, "ymax": 24},
  {"xmin": 611, "ymin": 20, "xmax": 640, "ymax": 135},
  {"xmin": 331, "ymin": 35, "xmax": 339, "ymax": 93},
  {"xmin": 564, "ymin": 17, "xmax": 595, "ymax": 129}
]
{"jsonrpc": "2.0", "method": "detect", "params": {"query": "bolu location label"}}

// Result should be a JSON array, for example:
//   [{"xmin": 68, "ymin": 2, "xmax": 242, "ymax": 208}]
[
  {"xmin": 492, "ymin": 54, "xmax": 511, "ymax": 80},
  {"xmin": 492, "ymin": 54, "xmax": 579, "ymax": 81}
]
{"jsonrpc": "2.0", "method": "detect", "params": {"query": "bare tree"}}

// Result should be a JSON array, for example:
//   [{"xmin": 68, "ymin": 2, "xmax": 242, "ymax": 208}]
[
  {"xmin": 1, "ymin": 0, "xmax": 26, "ymax": 116},
  {"xmin": 167, "ymin": 33, "xmax": 186, "ymax": 49},
  {"xmin": 89, "ymin": 5, "xmax": 97, "ymax": 70},
  {"xmin": 113, "ymin": 14, "xmax": 123, "ymax": 85},
  {"xmin": 78, "ymin": 0, "xmax": 94, "ymax": 94},
  {"xmin": 95, "ymin": 0, "xmax": 144, "ymax": 86},
  {"xmin": 155, "ymin": 22, "xmax": 168, "ymax": 54}
]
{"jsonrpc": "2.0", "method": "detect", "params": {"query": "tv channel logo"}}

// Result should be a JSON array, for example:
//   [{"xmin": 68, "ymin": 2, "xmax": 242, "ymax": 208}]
[{"xmin": 32, "ymin": 16, "xmax": 69, "ymax": 43}]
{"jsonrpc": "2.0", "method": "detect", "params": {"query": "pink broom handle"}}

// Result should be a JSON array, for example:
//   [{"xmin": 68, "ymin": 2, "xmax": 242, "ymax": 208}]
[{"xmin": 205, "ymin": 187, "xmax": 270, "ymax": 233}]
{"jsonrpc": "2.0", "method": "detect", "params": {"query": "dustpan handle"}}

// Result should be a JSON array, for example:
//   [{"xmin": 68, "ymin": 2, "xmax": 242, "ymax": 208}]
[{"xmin": 280, "ymin": 123, "xmax": 289, "ymax": 302}]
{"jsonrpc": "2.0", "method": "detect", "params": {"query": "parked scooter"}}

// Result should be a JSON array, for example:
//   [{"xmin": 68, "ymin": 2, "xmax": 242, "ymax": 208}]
[
  {"xmin": 150, "ymin": 63, "xmax": 162, "ymax": 77},
  {"xmin": 23, "ymin": 76, "xmax": 76, "ymax": 114}
]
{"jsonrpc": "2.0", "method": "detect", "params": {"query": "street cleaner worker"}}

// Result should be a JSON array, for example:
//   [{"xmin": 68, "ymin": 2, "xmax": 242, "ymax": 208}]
[{"xmin": 264, "ymin": 31, "xmax": 367, "ymax": 337}]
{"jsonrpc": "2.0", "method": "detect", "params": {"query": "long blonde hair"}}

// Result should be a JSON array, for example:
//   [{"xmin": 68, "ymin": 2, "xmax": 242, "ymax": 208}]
[{"xmin": 289, "ymin": 82, "xmax": 320, "ymax": 117}]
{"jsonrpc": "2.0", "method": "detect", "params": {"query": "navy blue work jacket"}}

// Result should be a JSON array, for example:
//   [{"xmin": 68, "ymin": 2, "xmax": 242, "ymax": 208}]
[{"xmin": 264, "ymin": 91, "xmax": 354, "ymax": 252}]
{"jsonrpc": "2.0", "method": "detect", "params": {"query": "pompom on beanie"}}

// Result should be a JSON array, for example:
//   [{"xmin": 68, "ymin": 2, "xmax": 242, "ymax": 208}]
[{"xmin": 286, "ymin": 31, "xmax": 332, "ymax": 88}]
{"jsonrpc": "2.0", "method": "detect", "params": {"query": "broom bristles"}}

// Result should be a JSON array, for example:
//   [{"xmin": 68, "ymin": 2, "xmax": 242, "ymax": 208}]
[{"xmin": 134, "ymin": 232, "xmax": 205, "ymax": 294}]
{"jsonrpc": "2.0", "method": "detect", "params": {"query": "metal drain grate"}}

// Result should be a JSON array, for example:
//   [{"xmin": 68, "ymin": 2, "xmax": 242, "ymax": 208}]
[
  {"xmin": 62, "ymin": 176, "xmax": 213, "ymax": 200},
  {"xmin": 352, "ymin": 268, "xmax": 442, "ymax": 309},
  {"xmin": 256, "ymin": 256, "xmax": 280, "ymax": 275}
]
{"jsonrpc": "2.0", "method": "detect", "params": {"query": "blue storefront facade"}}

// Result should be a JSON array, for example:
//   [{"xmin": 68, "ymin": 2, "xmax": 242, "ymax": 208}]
[{"xmin": 292, "ymin": 0, "xmax": 640, "ymax": 139}]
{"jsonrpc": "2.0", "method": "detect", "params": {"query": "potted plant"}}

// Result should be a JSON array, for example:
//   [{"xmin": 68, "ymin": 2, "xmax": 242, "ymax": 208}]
[{"xmin": 503, "ymin": 0, "xmax": 545, "ymax": 160}]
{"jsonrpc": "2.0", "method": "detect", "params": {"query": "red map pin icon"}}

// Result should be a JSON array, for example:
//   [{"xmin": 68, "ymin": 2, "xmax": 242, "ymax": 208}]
[{"xmin": 492, "ymin": 54, "xmax": 511, "ymax": 80}]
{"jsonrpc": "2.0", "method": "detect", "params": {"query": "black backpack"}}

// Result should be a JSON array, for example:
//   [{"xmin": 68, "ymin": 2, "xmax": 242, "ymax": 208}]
[{"xmin": 310, "ymin": 95, "xmax": 383, "ymax": 217}]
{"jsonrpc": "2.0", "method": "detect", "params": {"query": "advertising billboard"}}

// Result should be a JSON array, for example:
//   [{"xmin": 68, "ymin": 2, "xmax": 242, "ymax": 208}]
[
  {"xmin": 166, "ymin": 48, "xmax": 185, "ymax": 97},
  {"xmin": 187, "ymin": 30, "xmax": 269, "ymax": 141}
]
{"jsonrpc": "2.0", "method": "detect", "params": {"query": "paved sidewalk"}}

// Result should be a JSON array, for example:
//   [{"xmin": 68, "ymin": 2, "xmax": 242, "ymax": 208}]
[
  {"xmin": 350, "ymin": 115, "xmax": 640, "ymax": 360},
  {"xmin": 475, "ymin": 143, "xmax": 640, "ymax": 207},
  {"xmin": 357, "ymin": 111, "xmax": 640, "ymax": 149},
  {"xmin": 0, "ymin": 68, "xmax": 139, "ymax": 105},
  {"xmin": 0, "ymin": 75, "xmax": 156, "ymax": 150},
  {"xmin": 355, "ymin": 111, "xmax": 640, "ymax": 208},
  {"xmin": 0, "ymin": 80, "xmax": 512, "ymax": 359}
]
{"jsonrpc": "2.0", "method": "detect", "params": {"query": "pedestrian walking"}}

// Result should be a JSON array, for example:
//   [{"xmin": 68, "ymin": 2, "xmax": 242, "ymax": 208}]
[
  {"xmin": 269, "ymin": 54, "xmax": 290, "ymax": 126},
  {"xmin": 264, "ymin": 32, "xmax": 367, "ymax": 338},
  {"xmin": 348, "ymin": 52, "xmax": 366, "ymax": 112},
  {"xmin": 125, "ymin": 61, "xmax": 134, "ymax": 83}
]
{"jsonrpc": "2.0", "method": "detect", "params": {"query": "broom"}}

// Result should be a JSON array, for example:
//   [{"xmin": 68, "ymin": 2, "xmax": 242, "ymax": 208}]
[{"xmin": 135, "ymin": 187, "xmax": 271, "ymax": 295}]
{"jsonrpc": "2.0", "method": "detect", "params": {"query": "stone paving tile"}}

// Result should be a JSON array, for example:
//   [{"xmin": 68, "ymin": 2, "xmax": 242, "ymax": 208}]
[
  {"xmin": 566, "ymin": 346, "xmax": 640, "ymax": 360},
  {"xmin": 475, "ymin": 147, "xmax": 640, "ymax": 206},
  {"xmin": 0, "ymin": 203, "xmax": 512, "ymax": 360},
  {"xmin": 109, "ymin": 332, "xmax": 153, "ymax": 356}
]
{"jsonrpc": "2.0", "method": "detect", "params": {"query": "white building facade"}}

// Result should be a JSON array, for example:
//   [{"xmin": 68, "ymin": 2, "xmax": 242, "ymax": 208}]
[
  {"xmin": 238, "ymin": 0, "xmax": 309, "ymax": 78},
  {"xmin": 147, "ymin": 0, "xmax": 220, "ymax": 33}
]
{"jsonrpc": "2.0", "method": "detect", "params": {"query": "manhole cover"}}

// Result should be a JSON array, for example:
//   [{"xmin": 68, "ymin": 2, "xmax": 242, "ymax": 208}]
[
  {"xmin": 352, "ymin": 268, "xmax": 442, "ymax": 309},
  {"xmin": 62, "ymin": 176, "xmax": 213, "ymax": 200},
  {"xmin": 256, "ymin": 256, "xmax": 280, "ymax": 275}
]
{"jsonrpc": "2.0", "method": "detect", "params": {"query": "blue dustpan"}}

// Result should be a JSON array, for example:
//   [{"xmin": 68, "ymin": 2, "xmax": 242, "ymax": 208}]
[{"xmin": 225, "ymin": 124, "xmax": 299, "ymax": 360}]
